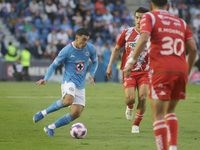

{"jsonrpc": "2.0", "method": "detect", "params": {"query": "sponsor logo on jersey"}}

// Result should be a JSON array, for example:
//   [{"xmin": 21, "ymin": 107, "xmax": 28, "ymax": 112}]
[
  {"xmin": 76, "ymin": 62, "xmax": 84, "ymax": 72},
  {"xmin": 130, "ymin": 37, "xmax": 135, "ymax": 41},
  {"xmin": 158, "ymin": 14, "xmax": 180, "ymax": 23},
  {"xmin": 128, "ymin": 42, "xmax": 136, "ymax": 48},
  {"xmin": 161, "ymin": 20, "xmax": 171, "ymax": 25},
  {"xmin": 85, "ymin": 51, "xmax": 89, "ymax": 56}
]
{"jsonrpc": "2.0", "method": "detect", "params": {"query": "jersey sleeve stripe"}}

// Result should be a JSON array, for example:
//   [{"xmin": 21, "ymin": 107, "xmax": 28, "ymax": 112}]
[
  {"xmin": 181, "ymin": 19, "xmax": 187, "ymax": 30},
  {"xmin": 53, "ymin": 59, "xmax": 60, "ymax": 66},
  {"xmin": 148, "ymin": 12, "xmax": 156, "ymax": 28},
  {"xmin": 186, "ymin": 37, "xmax": 193, "ymax": 41}
]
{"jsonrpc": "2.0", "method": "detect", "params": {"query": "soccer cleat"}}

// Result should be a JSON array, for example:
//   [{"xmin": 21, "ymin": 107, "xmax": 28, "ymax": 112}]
[
  {"xmin": 125, "ymin": 106, "xmax": 134, "ymax": 121},
  {"xmin": 33, "ymin": 112, "xmax": 44, "ymax": 123},
  {"xmin": 44, "ymin": 126, "xmax": 55, "ymax": 137},
  {"xmin": 131, "ymin": 125, "xmax": 139, "ymax": 133}
]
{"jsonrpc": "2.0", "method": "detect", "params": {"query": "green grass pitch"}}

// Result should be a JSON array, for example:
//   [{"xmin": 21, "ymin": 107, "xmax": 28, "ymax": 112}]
[{"xmin": 0, "ymin": 82, "xmax": 199, "ymax": 150}]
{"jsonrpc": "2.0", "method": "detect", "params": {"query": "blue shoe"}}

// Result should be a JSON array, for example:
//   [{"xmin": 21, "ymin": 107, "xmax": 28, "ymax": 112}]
[
  {"xmin": 44, "ymin": 126, "xmax": 55, "ymax": 137},
  {"xmin": 33, "ymin": 112, "xmax": 44, "ymax": 123}
]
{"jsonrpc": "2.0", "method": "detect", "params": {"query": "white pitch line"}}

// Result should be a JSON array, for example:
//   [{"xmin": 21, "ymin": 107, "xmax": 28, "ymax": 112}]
[
  {"xmin": 0, "ymin": 96, "xmax": 124, "ymax": 99},
  {"xmin": 0, "ymin": 96, "xmax": 60, "ymax": 99},
  {"xmin": 0, "ymin": 96, "xmax": 197, "ymax": 100}
]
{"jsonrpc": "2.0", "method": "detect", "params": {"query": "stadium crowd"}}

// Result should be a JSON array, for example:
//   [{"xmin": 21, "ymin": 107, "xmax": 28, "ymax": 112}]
[
  {"xmin": 0, "ymin": 0, "xmax": 129, "ymax": 61},
  {"xmin": 0, "ymin": 0, "xmax": 200, "ymax": 81}
]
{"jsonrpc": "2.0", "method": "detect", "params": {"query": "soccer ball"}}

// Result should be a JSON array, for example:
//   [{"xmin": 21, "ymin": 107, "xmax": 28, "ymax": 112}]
[{"xmin": 70, "ymin": 123, "xmax": 87, "ymax": 139}]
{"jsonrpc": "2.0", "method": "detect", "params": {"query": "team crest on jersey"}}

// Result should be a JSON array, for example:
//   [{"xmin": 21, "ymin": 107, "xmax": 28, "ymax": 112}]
[
  {"xmin": 69, "ymin": 87, "xmax": 74, "ymax": 92},
  {"xmin": 76, "ymin": 62, "xmax": 84, "ymax": 72},
  {"xmin": 58, "ymin": 51, "xmax": 61, "ymax": 56},
  {"xmin": 85, "ymin": 51, "xmax": 89, "ymax": 56}
]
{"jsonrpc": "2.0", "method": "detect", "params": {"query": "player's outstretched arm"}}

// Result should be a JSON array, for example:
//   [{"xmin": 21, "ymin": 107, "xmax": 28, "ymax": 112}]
[
  {"xmin": 88, "ymin": 75, "xmax": 95, "ymax": 87},
  {"xmin": 186, "ymin": 39, "xmax": 198, "ymax": 74},
  {"xmin": 106, "ymin": 65, "xmax": 112, "ymax": 79},
  {"xmin": 35, "ymin": 79, "xmax": 47, "ymax": 86},
  {"xmin": 107, "ymin": 45, "xmax": 121, "ymax": 79}
]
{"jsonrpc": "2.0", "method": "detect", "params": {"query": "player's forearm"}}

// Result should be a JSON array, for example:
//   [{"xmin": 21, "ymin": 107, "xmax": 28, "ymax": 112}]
[
  {"xmin": 44, "ymin": 63, "xmax": 57, "ymax": 81},
  {"xmin": 90, "ymin": 59, "xmax": 98, "ymax": 77},
  {"xmin": 132, "ymin": 33, "xmax": 149, "ymax": 61},
  {"xmin": 108, "ymin": 46, "xmax": 120, "ymax": 66},
  {"xmin": 186, "ymin": 39, "xmax": 198, "ymax": 74},
  {"xmin": 187, "ymin": 50, "xmax": 197, "ymax": 74}
]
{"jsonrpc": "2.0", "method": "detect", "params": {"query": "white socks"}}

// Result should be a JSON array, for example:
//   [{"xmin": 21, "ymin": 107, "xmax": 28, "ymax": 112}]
[
  {"xmin": 48, "ymin": 123, "xmax": 56, "ymax": 130},
  {"xmin": 41, "ymin": 110, "xmax": 47, "ymax": 116},
  {"xmin": 169, "ymin": 146, "xmax": 177, "ymax": 150}
]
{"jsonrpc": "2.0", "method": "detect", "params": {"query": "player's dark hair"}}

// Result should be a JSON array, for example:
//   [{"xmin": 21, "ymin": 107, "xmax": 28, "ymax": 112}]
[
  {"xmin": 75, "ymin": 28, "xmax": 89, "ymax": 36},
  {"xmin": 135, "ymin": 7, "xmax": 149, "ymax": 16},
  {"xmin": 151, "ymin": 0, "xmax": 167, "ymax": 7}
]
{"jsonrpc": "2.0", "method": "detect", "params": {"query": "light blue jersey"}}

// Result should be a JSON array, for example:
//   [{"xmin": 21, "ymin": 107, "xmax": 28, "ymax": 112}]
[{"xmin": 44, "ymin": 42, "xmax": 98, "ymax": 89}]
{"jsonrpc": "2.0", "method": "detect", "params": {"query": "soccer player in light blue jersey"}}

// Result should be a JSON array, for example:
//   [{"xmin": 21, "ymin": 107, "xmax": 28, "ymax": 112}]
[{"xmin": 33, "ymin": 28, "xmax": 98, "ymax": 137}]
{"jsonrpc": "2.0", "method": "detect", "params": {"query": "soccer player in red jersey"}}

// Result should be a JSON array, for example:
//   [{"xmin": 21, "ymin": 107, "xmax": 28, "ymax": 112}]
[
  {"xmin": 124, "ymin": 0, "xmax": 197, "ymax": 150},
  {"xmin": 107, "ymin": 7, "xmax": 149, "ymax": 133}
]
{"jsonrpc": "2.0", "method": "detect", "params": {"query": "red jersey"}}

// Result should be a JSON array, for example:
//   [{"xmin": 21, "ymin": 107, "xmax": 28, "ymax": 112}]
[
  {"xmin": 117, "ymin": 27, "xmax": 149, "ymax": 71},
  {"xmin": 140, "ymin": 10, "xmax": 193, "ymax": 73}
]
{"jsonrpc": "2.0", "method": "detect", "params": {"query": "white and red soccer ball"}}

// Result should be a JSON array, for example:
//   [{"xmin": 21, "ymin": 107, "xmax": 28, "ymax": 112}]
[{"xmin": 70, "ymin": 123, "xmax": 87, "ymax": 139}]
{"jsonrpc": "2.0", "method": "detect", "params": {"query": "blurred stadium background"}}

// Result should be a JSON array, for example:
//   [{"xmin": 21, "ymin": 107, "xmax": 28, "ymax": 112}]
[{"xmin": 0, "ymin": 0, "xmax": 200, "ymax": 83}]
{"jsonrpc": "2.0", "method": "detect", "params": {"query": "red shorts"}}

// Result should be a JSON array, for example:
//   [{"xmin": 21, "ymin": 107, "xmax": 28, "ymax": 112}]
[
  {"xmin": 149, "ymin": 72, "xmax": 188, "ymax": 100},
  {"xmin": 123, "ymin": 71, "xmax": 149, "ymax": 89}
]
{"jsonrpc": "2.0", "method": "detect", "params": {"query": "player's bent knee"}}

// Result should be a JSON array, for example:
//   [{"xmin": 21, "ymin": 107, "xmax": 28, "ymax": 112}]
[
  {"xmin": 138, "ymin": 94, "xmax": 147, "ymax": 102},
  {"xmin": 62, "ymin": 95, "xmax": 74, "ymax": 106},
  {"xmin": 71, "ymin": 111, "xmax": 82, "ymax": 119},
  {"xmin": 125, "ymin": 96, "xmax": 135, "ymax": 105}
]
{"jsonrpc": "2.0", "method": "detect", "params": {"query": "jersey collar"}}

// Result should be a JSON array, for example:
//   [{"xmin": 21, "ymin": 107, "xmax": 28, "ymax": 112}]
[{"xmin": 71, "ymin": 42, "xmax": 81, "ymax": 50}]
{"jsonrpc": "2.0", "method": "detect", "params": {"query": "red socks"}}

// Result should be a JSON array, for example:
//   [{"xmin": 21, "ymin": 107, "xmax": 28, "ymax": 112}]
[
  {"xmin": 153, "ymin": 120, "xmax": 168, "ymax": 150},
  {"xmin": 128, "ymin": 104, "xmax": 134, "ymax": 109},
  {"xmin": 165, "ymin": 113, "xmax": 178, "ymax": 147},
  {"xmin": 133, "ymin": 110, "xmax": 144, "ymax": 126},
  {"xmin": 153, "ymin": 113, "xmax": 178, "ymax": 150}
]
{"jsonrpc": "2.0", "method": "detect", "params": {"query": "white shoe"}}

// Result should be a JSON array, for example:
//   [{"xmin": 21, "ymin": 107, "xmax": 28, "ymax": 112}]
[
  {"xmin": 125, "ymin": 106, "xmax": 134, "ymax": 121},
  {"xmin": 131, "ymin": 125, "xmax": 139, "ymax": 133}
]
